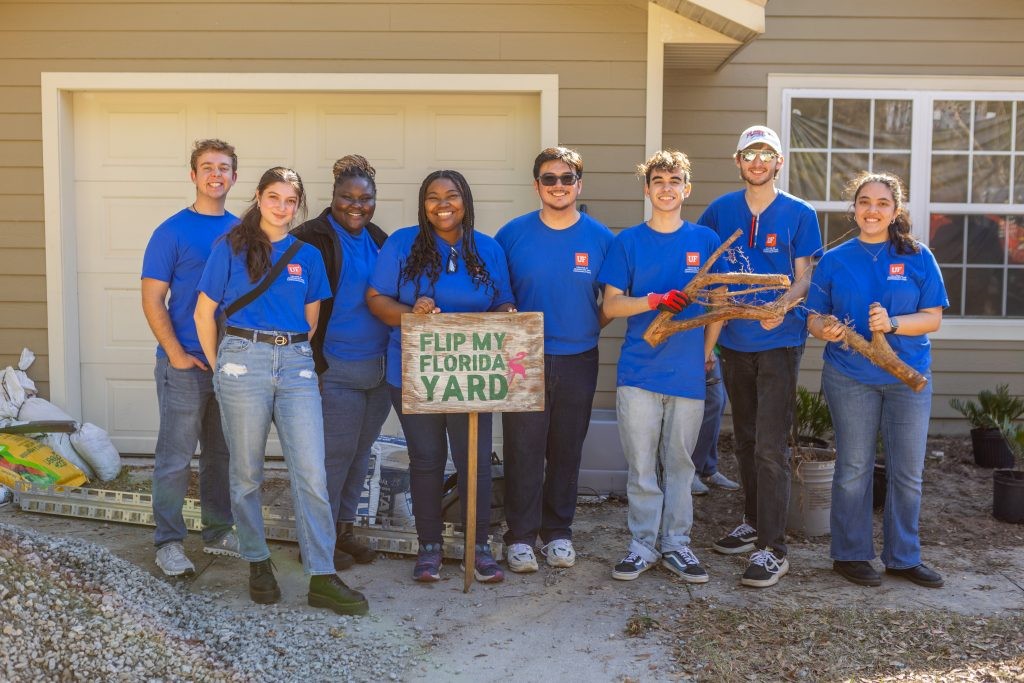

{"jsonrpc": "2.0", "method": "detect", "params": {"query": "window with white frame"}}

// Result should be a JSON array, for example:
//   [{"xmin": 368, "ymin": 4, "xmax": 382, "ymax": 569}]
[{"xmin": 781, "ymin": 90, "xmax": 1024, "ymax": 320}]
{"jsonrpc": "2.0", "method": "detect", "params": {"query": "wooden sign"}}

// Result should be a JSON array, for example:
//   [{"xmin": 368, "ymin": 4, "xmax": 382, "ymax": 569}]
[{"xmin": 401, "ymin": 312, "xmax": 545, "ymax": 414}]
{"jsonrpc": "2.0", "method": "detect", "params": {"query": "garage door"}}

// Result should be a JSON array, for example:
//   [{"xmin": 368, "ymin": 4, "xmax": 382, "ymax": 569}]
[{"xmin": 72, "ymin": 90, "xmax": 540, "ymax": 454}]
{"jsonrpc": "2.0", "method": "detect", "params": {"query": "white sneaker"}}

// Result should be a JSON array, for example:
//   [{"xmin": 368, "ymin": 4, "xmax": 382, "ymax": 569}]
[
  {"xmin": 540, "ymin": 539, "xmax": 576, "ymax": 568},
  {"xmin": 691, "ymin": 477, "xmax": 710, "ymax": 496},
  {"xmin": 506, "ymin": 543, "xmax": 539, "ymax": 573},
  {"xmin": 155, "ymin": 542, "xmax": 195, "ymax": 577},
  {"xmin": 203, "ymin": 529, "xmax": 241, "ymax": 558}
]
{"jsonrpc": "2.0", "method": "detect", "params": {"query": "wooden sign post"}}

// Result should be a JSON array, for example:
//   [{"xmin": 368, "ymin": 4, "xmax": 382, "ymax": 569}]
[{"xmin": 401, "ymin": 312, "xmax": 545, "ymax": 592}]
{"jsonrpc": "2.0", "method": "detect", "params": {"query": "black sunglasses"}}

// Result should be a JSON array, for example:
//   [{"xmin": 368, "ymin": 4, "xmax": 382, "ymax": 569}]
[
  {"xmin": 537, "ymin": 173, "xmax": 580, "ymax": 186},
  {"xmin": 446, "ymin": 245, "xmax": 458, "ymax": 274}
]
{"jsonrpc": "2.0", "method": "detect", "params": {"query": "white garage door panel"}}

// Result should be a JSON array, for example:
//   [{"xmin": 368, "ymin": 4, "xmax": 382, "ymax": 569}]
[{"xmin": 74, "ymin": 89, "xmax": 540, "ymax": 454}]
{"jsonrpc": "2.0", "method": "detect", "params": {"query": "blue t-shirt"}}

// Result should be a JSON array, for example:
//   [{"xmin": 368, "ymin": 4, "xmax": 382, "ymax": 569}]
[
  {"xmin": 597, "ymin": 222, "xmax": 726, "ymax": 399},
  {"xmin": 322, "ymin": 215, "xmax": 391, "ymax": 361},
  {"xmin": 495, "ymin": 211, "xmax": 614, "ymax": 355},
  {"xmin": 370, "ymin": 226, "xmax": 515, "ymax": 387},
  {"xmin": 141, "ymin": 208, "xmax": 238, "ymax": 364},
  {"xmin": 698, "ymin": 190, "xmax": 822, "ymax": 352},
  {"xmin": 806, "ymin": 239, "xmax": 948, "ymax": 385},
  {"xmin": 198, "ymin": 234, "xmax": 331, "ymax": 334}
]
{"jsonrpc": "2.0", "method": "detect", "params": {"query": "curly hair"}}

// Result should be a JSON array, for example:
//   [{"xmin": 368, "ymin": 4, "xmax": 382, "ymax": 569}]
[
  {"xmin": 636, "ymin": 149, "xmax": 692, "ymax": 184},
  {"xmin": 399, "ymin": 170, "xmax": 496, "ymax": 300},
  {"xmin": 227, "ymin": 166, "xmax": 307, "ymax": 282},
  {"xmin": 332, "ymin": 153, "xmax": 376, "ymax": 193},
  {"xmin": 845, "ymin": 171, "xmax": 919, "ymax": 255}
]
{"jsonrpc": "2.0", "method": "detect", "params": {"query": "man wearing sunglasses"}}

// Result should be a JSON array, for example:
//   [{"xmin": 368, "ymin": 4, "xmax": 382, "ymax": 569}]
[
  {"xmin": 495, "ymin": 147, "xmax": 614, "ymax": 574},
  {"xmin": 698, "ymin": 126, "xmax": 822, "ymax": 589}
]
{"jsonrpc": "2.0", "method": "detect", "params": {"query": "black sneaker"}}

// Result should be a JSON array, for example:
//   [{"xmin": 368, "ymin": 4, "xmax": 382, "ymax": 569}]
[
  {"xmin": 249, "ymin": 558, "xmax": 281, "ymax": 604},
  {"xmin": 833, "ymin": 560, "xmax": 881, "ymax": 587},
  {"xmin": 741, "ymin": 548, "xmax": 789, "ymax": 588},
  {"xmin": 712, "ymin": 522, "xmax": 757, "ymax": 555},
  {"xmin": 661, "ymin": 547, "xmax": 709, "ymax": 584},
  {"xmin": 308, "ymin": 574, "xmax": 370, "ymax": 616},
  {"xmin": 336, "ymin": 522, "xmax": 376, "ymax": 565},
  {"xmin": 612, "ymin": 552, "xmax": 655, "ymax": 581}
]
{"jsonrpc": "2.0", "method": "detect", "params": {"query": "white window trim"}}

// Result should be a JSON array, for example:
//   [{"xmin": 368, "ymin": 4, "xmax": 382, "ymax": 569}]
[
  {"xmin": 767, "ymin": 73, "xmax": 1024, "ymax": 342},
  {"xmin": 41, "ymin": 72, "xmax": 559, "ymax": 419}
]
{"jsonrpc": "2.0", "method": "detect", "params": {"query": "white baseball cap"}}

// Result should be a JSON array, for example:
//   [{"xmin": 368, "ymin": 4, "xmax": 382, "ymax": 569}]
[{"xmin": 736, "ymin": 126, "xmax": 782, "ymax": 155}]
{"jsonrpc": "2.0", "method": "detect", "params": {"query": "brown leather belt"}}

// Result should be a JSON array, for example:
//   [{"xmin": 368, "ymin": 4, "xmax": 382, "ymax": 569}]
[{"xmin": 224, "ymin": 326, "xmax": 309, "ymax": 346}]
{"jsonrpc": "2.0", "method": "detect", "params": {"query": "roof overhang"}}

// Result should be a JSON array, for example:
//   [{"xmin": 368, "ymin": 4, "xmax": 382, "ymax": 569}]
[{"xmin": 651, "ymin": 0, "xmax": 766, "ymax": 71}]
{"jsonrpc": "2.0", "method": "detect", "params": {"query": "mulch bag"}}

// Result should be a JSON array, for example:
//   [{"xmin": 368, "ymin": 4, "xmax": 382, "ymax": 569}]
[
  {"xmin": 38, "ymin": 432, "xmax": 95, "ymax": 481},
  {"xmin": 0, "ymin": 433, "xmax": 87, "ymax": 489},
  {"xmin": 70, "ymin": 423, "xmax": 121, "ymax": 482}
]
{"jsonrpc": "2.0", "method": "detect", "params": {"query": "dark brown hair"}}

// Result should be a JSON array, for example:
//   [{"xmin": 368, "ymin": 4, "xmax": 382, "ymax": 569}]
[
  {"xmin": 533, "ymin": 146, "xmax": 583, "ymax": 179},
  {"xmin": 846, "ymin": 171, "xmax": 919, "ymax": 255}
]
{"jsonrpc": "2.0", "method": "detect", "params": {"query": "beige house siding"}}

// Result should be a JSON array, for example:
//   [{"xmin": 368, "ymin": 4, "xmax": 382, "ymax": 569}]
[
  {"xmin": 0, "ymin": 0, "xmax": 651, "ymax": 407},
  {"xmin": 665, "ymin": 0, "xmax": 1024, "ymax": 433}
]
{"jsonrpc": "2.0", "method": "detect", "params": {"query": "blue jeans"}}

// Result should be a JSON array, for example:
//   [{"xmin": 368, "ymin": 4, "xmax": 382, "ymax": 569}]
[
  {"xmin": 388, "ymin": 385, "xmax": 493, "ymax": 547},
  {"xmin": 692, "ymin": 357, "xmax": 727, "ymax": 477},
  {"xmin": 822, "ymin": 362, "xmax": 932, "ymax": 569},
  {"xmin": 616, "ymin": 385, "xmax": 703, "ymax": 564},
  {"xmin": 720, "ymin": 345, "xmax": 803, "ymax": 556},
  {"xmin": 502, "ymin": 347, "xmax": 598, "ymax": 546},
  {"xmin": 213, "ymin": 334, "xmax": 335, "ymax": 576},
  {"xmin": 152, "ymin": 357, "xmax": 233, "ymax": 547},
  {"xmin": 321, "ymin": 353, "xmax": 391, "ymax": 525}
]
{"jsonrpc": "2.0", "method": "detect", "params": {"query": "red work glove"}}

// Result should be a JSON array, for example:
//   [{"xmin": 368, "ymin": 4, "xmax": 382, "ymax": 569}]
[{"xmin": 647, "ymin": 289, "xmax": 690, "ymax": 313}]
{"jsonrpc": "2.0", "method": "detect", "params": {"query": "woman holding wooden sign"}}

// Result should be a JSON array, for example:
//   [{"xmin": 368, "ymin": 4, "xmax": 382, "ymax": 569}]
[
  {"xmin": 194, "ymin": 167, "xmax": 369, "ymax": 616},
  {"xmin": 806, "ymin": 171, "xmax": 947, "ymax": 589},
  {"xmin": 367, "ymin": 170, "xmax": 516, "ymax": 584}
]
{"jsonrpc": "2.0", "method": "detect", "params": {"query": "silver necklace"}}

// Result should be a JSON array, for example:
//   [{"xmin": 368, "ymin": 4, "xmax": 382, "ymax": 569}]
[{"xmin": 857, "ymin": 239, "xmax": 886, "ymax": 262}]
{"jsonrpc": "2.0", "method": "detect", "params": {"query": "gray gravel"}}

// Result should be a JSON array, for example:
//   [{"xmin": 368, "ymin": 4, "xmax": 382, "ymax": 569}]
[{"xmin": 0, "ymin": 523, "xmax": 420, "ymax": 681}]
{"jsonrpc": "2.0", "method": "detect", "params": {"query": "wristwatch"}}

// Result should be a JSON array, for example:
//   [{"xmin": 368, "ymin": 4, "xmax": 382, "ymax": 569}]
[{"xmin": 888, "ymin": 316, "xmax": 900, "ymax": 334}]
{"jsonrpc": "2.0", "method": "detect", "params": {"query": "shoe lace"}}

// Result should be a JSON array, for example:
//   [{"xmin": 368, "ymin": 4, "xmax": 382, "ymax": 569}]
[
  {"xmin": 549, "ymin": 539, "xmax": 572, "ymax": 554},
  {"xmin": 749, "ymin": 549, "xmax": 780, "ymax": 570},
  {"xmin": 622, "ymin": 552, "xmax": 644, "ymax": 565},
  {"xmin": 730, "ymin": 523, "xmax": 756, "ymax": 538},
  {"xmin": 676, "ymin": 546, "xmax": 700, "ymax": 566}
]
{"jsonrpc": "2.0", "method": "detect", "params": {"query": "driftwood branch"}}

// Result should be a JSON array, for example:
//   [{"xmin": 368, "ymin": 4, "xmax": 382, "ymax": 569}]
[{"xmin": 822, "ymin": 314, "xmax": 929, "ymax": 392}]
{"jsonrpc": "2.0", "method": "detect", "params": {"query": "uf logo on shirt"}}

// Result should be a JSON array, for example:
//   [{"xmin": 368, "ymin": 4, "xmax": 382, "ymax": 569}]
[
  {"xmin": 573, "ymin": 252, "xmax": 592, "ymax": 274},
  {"xmin": 888, "ymin": 263, "xmax": 907, "ymax": 281},
  {"xmin": 684, "ymin": 251, "xmax": 701, "ymax": 273},
  {"xmin": 763, "ymin": 233, "xmax": 780, "ymax": 253},
  {"xmin": 286, "ymin": 263, "xmax": 305, "ymax": 284}
]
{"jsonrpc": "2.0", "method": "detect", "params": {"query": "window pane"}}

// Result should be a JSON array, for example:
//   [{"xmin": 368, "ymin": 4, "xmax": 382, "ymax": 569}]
[
  {"xmin": 830, "ymin": 152, "xmax": 868, "ymax": 201},
  {"xmin": 1015, "ymin": 156, "xmax": 1024, "ymax": 204},
  {"xmin": 971, "ymin": 155, "xmax": 1011, "ymax": 203},
  {"xmin": 964, "ymin": 267, "xmax": 1003, "ymax": 316},
  {"xmin": 931, "ymin": 155, "xmax": 969, "ymax": 202},
  {"xmin": 872, "ymin": 153, "xmax": 911, "ymax": 195},
  {"xmin": 974, "ymin": 101, "xmax": 1013, "ymax": 151},
  {"xmin": 832, "ymin": 99, "xmax": 870, "ymax": 148},
  {"xmin": 1017, "ymin": 102, "xmax": 1024, "ymax": 150},
  {"xmin": 1008, "ymin": 269, "xmax": 1024, "ymax": 317},
  {"xmin": 821, "ymin": 211, "xmax": 855, "ymax": 251},
  {"xmin": 789, "ymin": 151, "xmax": 827, "ymax": 201},
  {"xmin": 1009, "ymin": 216, "xmax": 1024, "ymax": 264},
  {"xmin": 791, "ymin": 98, "xmax": 829, "ymax": 149},
  {"xmin": 941, "ymin": 266, "xmax": 963, "ymax": 316},
  {"xmin": 933, "ymin": 100, "xmax": 971, "ymax": 150},
  {"xmin": 966, "ymin": 215, "xmax": 1007, "ymax": 264},
  {"xmin": 874, "ymin": 100, "xmax": 913, "ymax": 149},
  {"xmin": 930, "ymin": 214, "xmax": 964, "ymax": 263}
]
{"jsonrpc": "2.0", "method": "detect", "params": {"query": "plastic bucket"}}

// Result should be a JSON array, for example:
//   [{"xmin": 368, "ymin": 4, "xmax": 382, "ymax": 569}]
[
  {"xmin": 993, "ymin": 469, "xmax": 1024, "ymax": 524},
  {"xmin": 788, "ymin": 449, "xmax": 835, "ymax": 536},
  {"xmin": 971, "ymin": 428, "xmax": 1014, "ymax": 469}
]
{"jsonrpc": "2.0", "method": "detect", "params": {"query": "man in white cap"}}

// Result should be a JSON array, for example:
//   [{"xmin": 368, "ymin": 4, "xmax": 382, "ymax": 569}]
[{"xmin": 697, "ymin": 126, "xmax": 822, "ymax": 588}]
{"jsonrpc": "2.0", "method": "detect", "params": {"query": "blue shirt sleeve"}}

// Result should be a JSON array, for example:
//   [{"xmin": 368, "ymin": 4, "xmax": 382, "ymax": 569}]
[
  {"xmin": 141, "ymin": 226, "xmax": 177, "ymax": 282},
  {"xmin": 486, "ymin": 239, "xmax": 515, "ymax": 309},
  {"xmin": 369, "ymin": 232, "xmax": 405, "ymax": 298},
  {"xmin": 805, "ymin": 252, "xmax": 833, "ymax": 314},
  {"xmin": 197, "ymin": 240, "xmax": 232, "ymax": 306},
  {"xmin": 303, "ymin": 246, "xmax": 331, "ymax": 303},
  {"xmin": 917, "ymin": 245, "xmax": 949, "ymax": 309},
  {"xmin": 793, "ymin": 204, "xmax": 824, "ymax": 260},
  {"xmin": 596, "ymin": 234, "xmax": 632, "ymax": 294}
]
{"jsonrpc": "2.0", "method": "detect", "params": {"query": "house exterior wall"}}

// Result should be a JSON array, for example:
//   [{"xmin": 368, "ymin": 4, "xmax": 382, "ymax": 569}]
[
  {"xmin": 0, "ymin": 0, "xmax": 651, "ymax": 405},
  {"xmin": 664, "ymin": 0, "xmax": 1024, "ymax": 432}
]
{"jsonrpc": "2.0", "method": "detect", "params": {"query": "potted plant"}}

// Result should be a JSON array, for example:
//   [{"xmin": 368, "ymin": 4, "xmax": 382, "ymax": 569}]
[
  {"xmin": 788, "ymin": 387, "xmax": 836, "ymax": 536},
  {"xmin": 949, "ymin": 384, "xmax": 1024, "ymax": 468},
  {"xmin": 993, "ymin": 419, "xmax": 1024, "ymax": 524}
]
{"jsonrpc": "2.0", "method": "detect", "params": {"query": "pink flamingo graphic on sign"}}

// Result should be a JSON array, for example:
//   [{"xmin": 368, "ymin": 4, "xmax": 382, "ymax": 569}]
[{"xmin": 506, "ymin": 351, "xmax": 527, "ymax": 381}]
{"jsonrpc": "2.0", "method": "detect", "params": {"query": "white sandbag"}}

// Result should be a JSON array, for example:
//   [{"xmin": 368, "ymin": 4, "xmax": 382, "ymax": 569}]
[
  {"xmin": 37, "ymin": 432, "xmax": 94, "ymax": 482},
  {"xmin": 0, "ymin": 368, "xmax": 26, "ymax": 420},
  {"xmin": 18, "ymin": 397, "xmax": 76, "ymax": 423},
  {"xmin": 18, "ymin": 348, "xmax": 35, "ymax": 371},
  {"xmin": 70, "ymin": 423, "xmax": 121, "ymax": 482}
]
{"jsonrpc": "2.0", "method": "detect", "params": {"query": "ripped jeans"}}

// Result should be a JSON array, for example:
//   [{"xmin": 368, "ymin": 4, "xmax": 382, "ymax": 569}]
[{"xmin": 213, "ymin": 333, "xmax": 336, "ymax": 576}]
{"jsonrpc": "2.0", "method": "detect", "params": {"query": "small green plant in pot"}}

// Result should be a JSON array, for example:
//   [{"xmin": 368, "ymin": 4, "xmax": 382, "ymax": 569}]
[
  {"xmin": 788, "ymin": 387, "xmax": 836, "ymax": 537},
  {"xmin": 794, "ymin": 386, "xmax": 833, "ymax": 450},
  {"xmin": 992, "ymin": 419, "xmax": 1024, "ymax": 524},
  {"xmin": 949, "ymin": 384, "xmax": 1024, "ymax": 468}
]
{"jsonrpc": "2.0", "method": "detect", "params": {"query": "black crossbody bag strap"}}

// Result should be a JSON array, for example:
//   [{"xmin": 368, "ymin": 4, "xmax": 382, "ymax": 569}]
[{"xmin": 224, "ymin": 239, "xmax": 303, "ymax": 318}]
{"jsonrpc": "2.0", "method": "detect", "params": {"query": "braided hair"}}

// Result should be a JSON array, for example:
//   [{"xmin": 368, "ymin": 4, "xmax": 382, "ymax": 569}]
[
  {"xmin": 845, "ymin": 171, "xmax": 919, "ymax": 255},
  {"xmin": 333, "ymin": 153, "xmax": 376, "ymax": 193},
  {"xmin": 227, "ymin": 166, "xmax": 306, "ymax": 282},
  {"xmin": 399, "ymin": 170, "xmax": 496, "ymax": 300}
]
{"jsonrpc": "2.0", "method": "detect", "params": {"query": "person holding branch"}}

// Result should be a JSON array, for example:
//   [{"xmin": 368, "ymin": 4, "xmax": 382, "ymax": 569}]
[
  {"xmin": 194, "ymin": 166, "xmax": 369, "ymax": 615},
  {"xmin": 599, "ymin": 150, "xmax": 725, "ymax": 583},
  {"xmin": 367, "ymin": 170, "xmax": 515, "ymax": 584},
  {"xmin": 807, "ymin": 171, "xmax": 947, "ymax": 589}
]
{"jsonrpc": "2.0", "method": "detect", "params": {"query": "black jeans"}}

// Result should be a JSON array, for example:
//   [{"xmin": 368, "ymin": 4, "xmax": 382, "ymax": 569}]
[
  {"xmin": 719, "ymin": 344, "xmax": 804, "ymax": 556},
  {"xmin": 501, "ymin": 347, "xmax": 599, "ymax": 546},
  {"xmin": 389, "ymin": 385, "xmax": 493, "ymax": 547}
]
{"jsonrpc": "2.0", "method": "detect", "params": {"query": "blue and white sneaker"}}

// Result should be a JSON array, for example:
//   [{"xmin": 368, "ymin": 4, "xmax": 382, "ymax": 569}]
[
  {"xmin": 612, "ymin": 551, "xmax": 655, "ymax": 581},
  {"xmin": 662, "ymin": 546, "xmax": 709, "ymax": 584}
]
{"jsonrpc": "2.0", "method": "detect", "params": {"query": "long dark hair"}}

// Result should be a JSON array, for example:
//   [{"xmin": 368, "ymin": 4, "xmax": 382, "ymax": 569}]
[
  {"xmin": 399, "ymin": 170, "xmax": 495, "ymax": 299},
  {"xmin": 227, "ymin": 166, "xmax": 306, "ymax": 282},
  {"xmin": 846, "ymin": 171, "xmax": 919, "ymax": 255}
]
